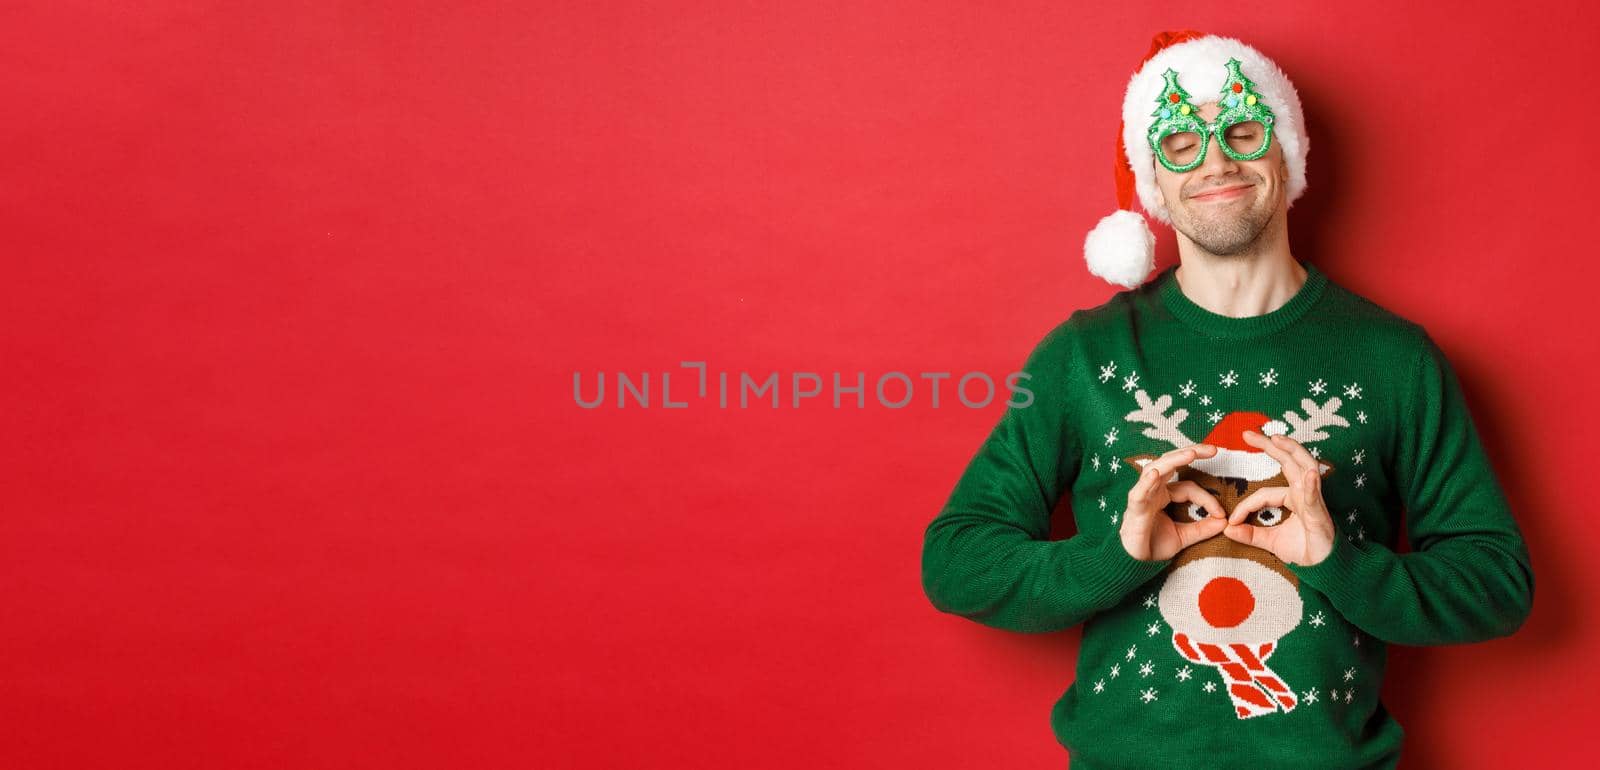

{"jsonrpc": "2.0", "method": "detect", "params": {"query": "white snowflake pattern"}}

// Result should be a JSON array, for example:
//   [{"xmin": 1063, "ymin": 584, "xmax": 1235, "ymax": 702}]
[
  {"xmin": 1140, "ymin": 687, "xmax": 1159, "ymax": 703},
  {"xmin": 1357, "ymin": 411, "xmax": 1368, "ymax": 424},
  {"xmin": 1302, "ymin": 687, "xmax": 1319, "ymax": 704},
  {"xmin": 1219, "ymin": 370, "xmax": 1239, "ymax": 388},
  {"xmin": 1098, "ymin": 496, "xmax": 1107, "ymax": 510},
  {"xmin": 1199, "ymin": 394, "xmax": 1212, "ymax": 406},
  {"xmin": 1139, "ymin": 661, "xmax": 1155, "ymax": 677},
  {"xmin": 1207, "ymin": 410, "xmax": 1224, "ymax": 424},
  {"xmin": 1110, "ymin": 513, "xmax": 1119, "ymax": 525},
  {"xmin": 1352, "ymin": 449, "xmax": 1366, "ymax": 465},
  {"xmin": 1142, "ymin": 594, "xmax": 1157, "ymax": 609},
  {"xmin": 1109, "ymin": 663, "xmax": 1121, "ymax": 678},
  {"xmin": 1353, "ymin": 634, "xmax": 1361, "ymax": 647},
  {"xmin": 1354, "ymin": 473, "xmax": 1367, "ymax": 489},
  {"xmin": 1126, "ymin": 645, "xmax": 1138, "ymax": 661},
  {"xmin": 1344, "ymin": 689, "xmax": 1354, "ymax": 704},
  {"xmin": 1098, "ymin": 361, "xmax": 1117, "ymax": 383},
  {"xmin": 1329, "ymin": 688, "xmax": 1340, "ymax": 701},
  {"xmin": 1179, "ymin": 379, "xmax": 1197, "ymax": 397},
  {"xmin": 1103, "ymin": 427, "xmax": 1120, "ymax": 446},
  {"xmin": 1308, "ymin": 378, "xmax": 1327, "ymax": 395},
  {"xmin": 1121, "ymin": 371, "xmax": 1140, "ymax": 392},
  {"xmin": 1346, "ymin": 509, "xmax": 1359, "ymax": 524},
  {"xmin": 1176, "ymin": 666, "xmax": 1193, "ymax": 682},
  {"xmin": 1093, "ymin": 679, "xmax": 1106, "ymax": 694},
  {"xmin": 1202, "ymin": 681, "xmax": 1217, "ymax": 693},
  {"xmin": 1091, "ymin": 454, "xmax": 1102, "ymax": 471},
  {"xmin": 1342, "ymin": 667, "xmax": 1356, "ymax": 682},
  {"xmin": 1309, "ymin": 446, "xmax": 1321, "ymax": 458},
  {"xmin": 1258, "ymin": 368, "xmax": 1279, "ymax": 387},
  {"xmin": 1309, "ymin": 611, "xmax": 1326, "ymax": 627},
  {"xmin": 1343, "ymin": 382, "xmax": 1363, "ymax": 399},
  {"xmin": 1145, "ymin": 622, "xmax": 1161, "ymax": 637}
]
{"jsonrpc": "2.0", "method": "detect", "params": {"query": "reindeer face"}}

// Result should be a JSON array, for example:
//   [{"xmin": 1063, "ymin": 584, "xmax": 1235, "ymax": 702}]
[
  {"xmin": 1122, "ymin": 454, "xmax": 1335, "ymax": 584},
  {"xmin": 1122, "ymin": 452, "xmax": 1334, "ymax": 646}
]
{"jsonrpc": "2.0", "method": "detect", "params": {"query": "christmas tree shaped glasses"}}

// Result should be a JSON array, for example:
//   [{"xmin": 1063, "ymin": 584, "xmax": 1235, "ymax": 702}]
[{"xmin": 1146, "ymin": 58, "xmax": 1278, "ymax": 173}]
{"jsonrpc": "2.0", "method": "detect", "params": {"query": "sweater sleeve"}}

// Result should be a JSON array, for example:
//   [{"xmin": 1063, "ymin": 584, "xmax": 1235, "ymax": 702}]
[
  {"xmin": 1286, "ymin": 329, "xmax": 1535, "ymax": 646},
  {"xmin": 920, "ymin": 319, "xmax": 1170, "ymax": 634}
]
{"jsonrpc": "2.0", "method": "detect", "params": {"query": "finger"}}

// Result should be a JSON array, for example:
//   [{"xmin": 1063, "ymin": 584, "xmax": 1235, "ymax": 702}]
[
  {"xmin": 1144, "ymin": 443, "xmax": 1217, "ymax": 481},
  {"xmin": 1224, "ymin": 520, "xmax": 1278, "ymax": 551},
  {"xmin": 1222, "ymin": 520, "xmax": 1257, "ymax": 547},
  {"xmin": 1128, "ymin": 466, "xmax": 1151, "ymax": 503},
  {"xmin": 1243, "ymin": 430, "xmax": 1306, "ymax": 483},
  {"xmin": 1129, "ymin": 465, "xmax": 1164, "ymax": 505},
  {"xmin": 1227, "ymin": 485, "xmax": 1290, "ymax": 524},
  {"xmin": 1145, "ymin": 451, "xmax": 1186, "ymax": 484},
  {"xmin": 1176, "ymin": 516, "xmax": 1226, "ymax": 548},
  {"xmin": 1272, "ymin": 434, "xmax": 1321, "ymax": 484},
  {"xmin": 1168, "ymin": 480, "xmax": 1226, "ymax": 520},
  {"xmin": 1297, "ymin": 466, "xmax": 1330, "ymax": 521}
]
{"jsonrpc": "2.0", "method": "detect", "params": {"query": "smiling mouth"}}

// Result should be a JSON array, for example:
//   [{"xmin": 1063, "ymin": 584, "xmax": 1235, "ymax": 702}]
[{"xmin": 1190, "ymin": 184, "xmax": 1254, "ymax": 202}]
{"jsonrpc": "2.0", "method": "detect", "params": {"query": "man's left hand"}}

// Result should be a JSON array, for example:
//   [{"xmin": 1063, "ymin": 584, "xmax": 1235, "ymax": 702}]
[{"xmin": 1222, "ymin": 430, "xmax": 1338, "ymax": 567}]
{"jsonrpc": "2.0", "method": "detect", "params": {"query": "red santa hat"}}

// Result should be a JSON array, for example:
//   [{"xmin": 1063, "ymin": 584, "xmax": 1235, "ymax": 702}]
[
  {"xmin": 1189, "ymin": 411, "xmax": 1333, "ymax": 482},
  {"xmin": 1190, "ymin": 411, "xmax": 1290, "ymax": 482},
  {"xmin": 1084, "ymin": 31, "xmax": 1310, "ymax": 288}
]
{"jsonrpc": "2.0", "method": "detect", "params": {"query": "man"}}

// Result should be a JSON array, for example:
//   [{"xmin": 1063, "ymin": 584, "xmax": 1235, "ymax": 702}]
[{"xmin": 920, "ymin": 32, "xmax": 1534, "ymax": 770}]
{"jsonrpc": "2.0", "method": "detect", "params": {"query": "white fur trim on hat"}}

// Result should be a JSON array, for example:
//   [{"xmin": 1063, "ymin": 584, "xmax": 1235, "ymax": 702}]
[
  {"xmin": 1121, "ymin": 35, "xmax": 1309, "ymax": 226},
  {"xmin": 1084, "ymin": 209, "xmax": 1155, "ymax": 289}
]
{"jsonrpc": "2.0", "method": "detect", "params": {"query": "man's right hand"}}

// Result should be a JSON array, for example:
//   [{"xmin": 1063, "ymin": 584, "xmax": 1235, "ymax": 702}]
[{"xmin": 1119, "ymin": 444, "xmax": 1229, "ymax": 561}]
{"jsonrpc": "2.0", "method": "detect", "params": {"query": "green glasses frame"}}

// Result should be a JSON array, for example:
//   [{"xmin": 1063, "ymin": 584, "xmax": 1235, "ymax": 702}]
[{"xmin": 1146, "ymin": 58, "xmax": 1278, "ymax": 173}]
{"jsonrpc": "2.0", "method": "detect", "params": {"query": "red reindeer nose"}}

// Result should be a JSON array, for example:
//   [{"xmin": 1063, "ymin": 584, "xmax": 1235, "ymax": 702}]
[{"xmin": 1198, "ymin": 576, "xmax": 1255, "ymax": 627}]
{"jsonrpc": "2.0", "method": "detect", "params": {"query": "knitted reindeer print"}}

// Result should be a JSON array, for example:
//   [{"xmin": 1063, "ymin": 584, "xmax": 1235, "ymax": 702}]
[{"xmin": 1122, "ymin": 391, "xmax": 1347, "ymax": 718}]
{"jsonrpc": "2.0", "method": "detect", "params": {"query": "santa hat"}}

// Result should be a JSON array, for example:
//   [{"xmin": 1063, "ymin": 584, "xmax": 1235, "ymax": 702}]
[
  {"xmin": 1084, "ymin": 31, "xmax": 1310, "ymax": 288},
  {"xmin": 1189, "ymin": 411, "xmax": 1332, "ymax": 482},
  {"xmin": 1190, "ymin": 412, "xmax": 1290, "ymax": 482}
]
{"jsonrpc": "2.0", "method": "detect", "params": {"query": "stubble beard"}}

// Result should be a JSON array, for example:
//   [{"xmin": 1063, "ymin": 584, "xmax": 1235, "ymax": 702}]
[{"xmin": 1173, "ymin": 183, "xmax": 1275, "ymax": 258}]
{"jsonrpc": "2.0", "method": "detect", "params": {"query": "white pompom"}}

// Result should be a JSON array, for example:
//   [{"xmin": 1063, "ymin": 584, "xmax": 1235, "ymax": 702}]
[{"xmin": 1084, "ymin": 209, "xmax": 1155, "ymax": 288}]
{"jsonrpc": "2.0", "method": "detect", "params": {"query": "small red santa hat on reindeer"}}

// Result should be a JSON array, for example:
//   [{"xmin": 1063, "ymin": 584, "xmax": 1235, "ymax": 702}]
[
  {"xmin": 1189, "ymin": 412, "xmax": 1332, "ymax": 486},
  {"xmin": 1084, "ymin": 31, "xmax": 1311, "ymax": 288}
]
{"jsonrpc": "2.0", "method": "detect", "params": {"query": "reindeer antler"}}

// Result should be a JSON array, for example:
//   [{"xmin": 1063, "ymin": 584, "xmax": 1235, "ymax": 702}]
[
  {"xmin": 1123, "ymin": 389, "xmax": 1195, "ymax": 449},
  {"xmin": 1280, "ymin": 397, "xmax": 1350, "ymax": 443}
]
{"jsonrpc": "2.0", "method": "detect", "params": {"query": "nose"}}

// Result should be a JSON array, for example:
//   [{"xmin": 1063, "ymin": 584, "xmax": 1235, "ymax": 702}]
[
  {"xmin": 1198, "ymin": 575, "xmax": 1255, "ymax": 627},
  {"xmin": 1197, "ymin": 127, "xmax": 1240, "ymax": 176}
]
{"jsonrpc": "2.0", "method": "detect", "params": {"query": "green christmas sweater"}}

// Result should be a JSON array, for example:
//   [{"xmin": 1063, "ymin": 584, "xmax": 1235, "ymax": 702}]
[{"xmin": 921, "ymin": 261, "xmax": 1534, "ymax": 770}]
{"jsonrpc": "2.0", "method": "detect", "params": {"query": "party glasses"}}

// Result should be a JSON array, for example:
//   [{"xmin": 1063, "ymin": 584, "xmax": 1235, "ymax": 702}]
[{"xmin": 1146, "ymin": 58, "xmax": 1278, "ymax": 174}]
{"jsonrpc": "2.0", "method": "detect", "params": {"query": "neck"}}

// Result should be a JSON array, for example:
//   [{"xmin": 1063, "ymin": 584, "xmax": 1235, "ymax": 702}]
[{"xmin": 1171, "ymin": 203, "xmax": 1306, "ymax": 318}]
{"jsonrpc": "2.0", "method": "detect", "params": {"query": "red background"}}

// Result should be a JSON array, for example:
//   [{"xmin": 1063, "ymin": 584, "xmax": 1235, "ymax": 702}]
[{"xmin": 4, "ymin": 2, "xmax": 1595, "ymax": 767}]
